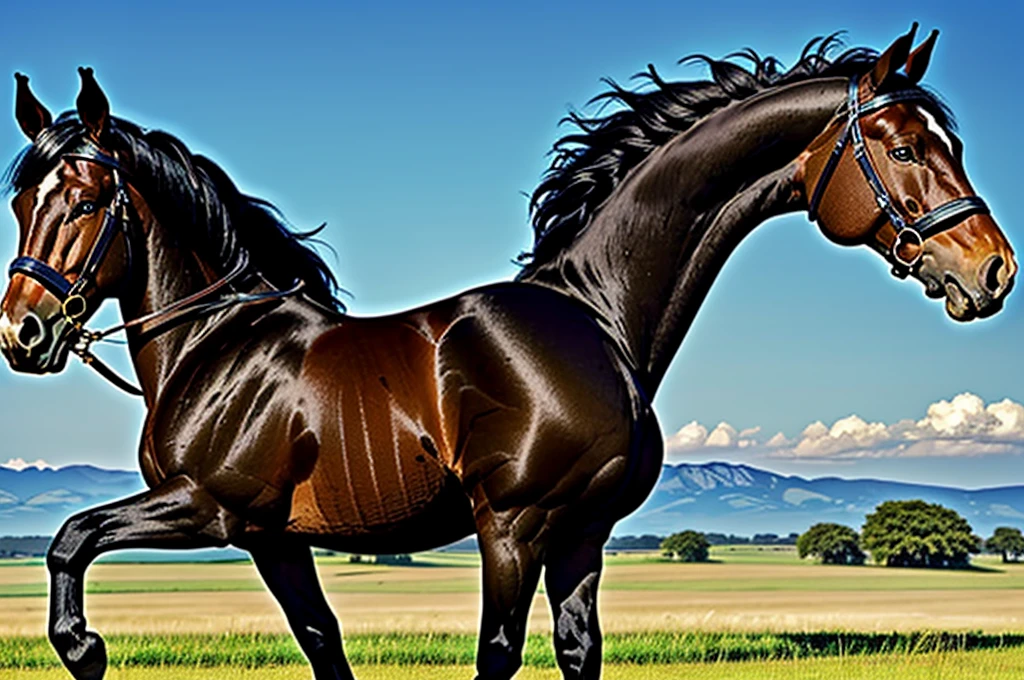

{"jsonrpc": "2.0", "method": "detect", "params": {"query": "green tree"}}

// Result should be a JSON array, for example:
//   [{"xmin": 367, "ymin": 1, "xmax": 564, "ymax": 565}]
[
  {"xmin": 796, "ymin": 523, "xmax": 865, "ymax": 565},
  {"xmin": 986, "ymin": 527, "xmax": 1024, "ymax": 563},
  {"xmin": 861, "ymin": 500, "xmax": 980, "ymax": 568},
  {"xmin": 660, "ymin": 530, "xmax": 710, "ymax": 562}
]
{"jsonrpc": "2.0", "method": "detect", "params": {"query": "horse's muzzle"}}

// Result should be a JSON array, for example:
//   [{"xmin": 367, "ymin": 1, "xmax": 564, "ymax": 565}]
[{"xmin": 0, "ymin": 309, "xmax": 72, "ymax": 374}]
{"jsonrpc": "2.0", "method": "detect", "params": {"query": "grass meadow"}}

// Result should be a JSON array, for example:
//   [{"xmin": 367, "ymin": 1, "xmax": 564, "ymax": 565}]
[{"xmin": 2, "ymin": 546, "xmax": 1023, "ymax": 677}]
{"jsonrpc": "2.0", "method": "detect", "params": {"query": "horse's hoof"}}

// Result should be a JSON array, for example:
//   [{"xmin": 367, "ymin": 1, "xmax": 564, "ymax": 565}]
[{"xmin": 62, "ymin": 630, "xmax": 107, "ymax": 680}]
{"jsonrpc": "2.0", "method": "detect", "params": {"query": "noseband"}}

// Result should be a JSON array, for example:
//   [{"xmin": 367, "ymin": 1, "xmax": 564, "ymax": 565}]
[
  {"xmin": 808, "ymin": 76, "xmax": 990, "ymax": 277},
  {"xmin": 7, "ymin": 143, "xmax": 304, "ymax": 395}
]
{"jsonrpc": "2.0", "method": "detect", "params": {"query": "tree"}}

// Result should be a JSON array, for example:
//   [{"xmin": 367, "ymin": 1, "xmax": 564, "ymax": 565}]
[
  {"xmin": 861, "ymin": 500, "xmax": 980, "ymax": 568},
  {"xmin": 986, "ymin": 527, "xmax": 1024, "ymax": 563},
  {"xmin": 796, "ymin": 523, "xmax": 865, "ymax": 565},
  {"xmin": 660, "ymin": 530, "xmax": 710, "ymax": 562}
]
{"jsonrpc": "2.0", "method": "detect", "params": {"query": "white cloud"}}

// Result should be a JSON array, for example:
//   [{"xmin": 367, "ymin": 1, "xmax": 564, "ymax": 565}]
[
  {"xmin": 706, "ymin": 422, "xmax": 738, "ymax": 447},
  {"xmin": 665, "ymin": 421, "xmax": 708, "ymax": 452},
  {"xmin": 663, "ymin": 393, "xmax": 1024, "ymax": 462},
  {"xmin": 788, "ymin": 414, "xmax": 890, "ymax": 458},
  {"xmin": 1, "ymin": 458, "xmax": 57, "ymax": 471},
  {"xmin": 664, "ymin": 419, "xmax": 761, "ymax": 462}
]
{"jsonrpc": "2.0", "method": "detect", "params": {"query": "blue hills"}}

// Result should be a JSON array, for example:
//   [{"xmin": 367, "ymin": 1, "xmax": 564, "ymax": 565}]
[
  {"xmin": 1, "ymin": 462, "xmax": 1022, "ymax": 541},
  {"xmin": 0, "ymin": 465, "xmax": 144, "ymax": 536},
  {"xmin": 615, "ymin": 462, "xmax": 1024, "ymax": 538}
]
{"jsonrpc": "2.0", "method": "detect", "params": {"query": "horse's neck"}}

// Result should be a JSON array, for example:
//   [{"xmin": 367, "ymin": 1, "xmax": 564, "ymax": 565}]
[
  {"xmin": 118, "ymin": 219, "xmax": 243, "ymax": 399},
  {"xmin": 524, "ymin": 78, "xmax": 845, "ymax": 394}
]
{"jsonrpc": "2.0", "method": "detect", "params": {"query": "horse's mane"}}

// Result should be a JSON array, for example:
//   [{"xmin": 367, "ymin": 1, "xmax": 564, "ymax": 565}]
[
  {"xmin": 520, "ymin": 33, "xmax": 955, "ymax": 271},
  {"xmin": 4, "ymin": 114, "xmax": 344, "ymax": 311}
]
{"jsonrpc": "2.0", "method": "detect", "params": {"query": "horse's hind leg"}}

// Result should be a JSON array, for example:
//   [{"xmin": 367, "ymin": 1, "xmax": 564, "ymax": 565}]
[
  {"xmin": 251, "ymin": 543, "xmax": 354, "ymax": 680},
  {"xmin": 544, "ymin": 528, "xmax": 610, "ymax": 680},
  {"xmin": 474, "ymin": 507, "xmax": 545, "ymax": 680}
]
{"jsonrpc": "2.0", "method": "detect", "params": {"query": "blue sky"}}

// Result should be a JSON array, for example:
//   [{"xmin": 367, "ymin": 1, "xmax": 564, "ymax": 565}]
[{"xmin": 0, "ymin": 1, "xmax": 1022, "ymax": 487}]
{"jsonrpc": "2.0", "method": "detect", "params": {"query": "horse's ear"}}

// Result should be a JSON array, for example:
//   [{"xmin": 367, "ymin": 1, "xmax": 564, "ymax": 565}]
[
  {"xmin": 868, "ymin": 22, "xmax": 918, "ymax": 91},
  {"xmin": 14, "ymin": 73, "xmax": 52, "ymax": 141},
  {"xmin": 905, "ymin": 29, "xmax": 939, "ymax": 84},
  {"xmin": 76, "ymin": 67, "xmax": 109, "ymax": 143}
]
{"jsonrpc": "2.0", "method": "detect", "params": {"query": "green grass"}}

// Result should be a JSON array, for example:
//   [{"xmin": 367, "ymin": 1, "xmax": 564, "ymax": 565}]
[
  {"xmin": 602, "ymin": 574, "xmax": 1024, "ymax": 592},
  {"xmin": 0, "ymin": 580, "xmax": 268, "ymax": 598},
  {"xmin": 3, "ymin": 631, "xmax": 1024, "ymax": 670},
  {"xmin": 708, "ymin": 545, "xmax": 803, "ymax": 564},
  {"xmin": 0, "ymin": 558, "xmax": 44, "ymax": 568},
  {"xmin": 1, "ymin": 650, "xmax": 1023, "ymax": 680},
  {"xmin": 5, "ymin": 645, "xmax": 1024, "ymax": 680}
]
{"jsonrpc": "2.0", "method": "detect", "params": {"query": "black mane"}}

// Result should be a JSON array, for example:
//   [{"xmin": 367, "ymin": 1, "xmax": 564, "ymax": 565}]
[
  {"xmin": 4, "ymin": 114, "xmax": 344, "ymax": 311},
  {"xmin": 521, "ymin": 33, "xmax": 955, "ymax": 271}
]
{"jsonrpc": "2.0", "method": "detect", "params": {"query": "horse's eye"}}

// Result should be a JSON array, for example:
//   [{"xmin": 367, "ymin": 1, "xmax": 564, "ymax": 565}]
[
  {"xmin": 888, "ymin": 146, "xmax": 916, "ymax": 163},
  {"xmin": 71, "ymin": 201, "xmax": 97, "ymax": 219}
]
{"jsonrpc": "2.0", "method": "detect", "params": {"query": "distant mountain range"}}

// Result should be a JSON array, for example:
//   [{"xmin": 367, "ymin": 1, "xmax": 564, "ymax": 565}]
[
  {"xmin": 615, "ymin": 462, "xmax": 1024, "ymax": 538},
  {"xmin": 0, "ymin": 465, "xmax": 144, "ymax": 536},
  {"xmin": 2, "ymin": 462, "xmax": 1023, "ymax": 542}
]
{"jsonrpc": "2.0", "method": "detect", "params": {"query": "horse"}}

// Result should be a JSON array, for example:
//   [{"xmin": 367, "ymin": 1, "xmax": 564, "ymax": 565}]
[{"xmin": 0, "ymin": 24, "xmax": 1015, "ymax": 680}]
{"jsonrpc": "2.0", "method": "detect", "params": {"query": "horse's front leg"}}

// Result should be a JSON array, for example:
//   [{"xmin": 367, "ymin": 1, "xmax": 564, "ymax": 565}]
[{"xmin": 47, "ymin": 475, "xmax": 240, "ymax": 680}]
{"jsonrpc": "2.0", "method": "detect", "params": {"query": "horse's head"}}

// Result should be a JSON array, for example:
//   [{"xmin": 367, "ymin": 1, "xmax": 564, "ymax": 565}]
[
  {"xmin": 1, "ymin": 69, "xmax": 133, "ymax": 374},
  {"xmin": 801, "ymin": 25, "xmax": 1015, "ymax": 321}
]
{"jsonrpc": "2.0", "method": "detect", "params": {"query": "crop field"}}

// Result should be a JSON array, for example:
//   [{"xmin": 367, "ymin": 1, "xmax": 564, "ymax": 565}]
[{"xmin": 2, "ymin": 546, "xmax": 1023, "ymax": 677}]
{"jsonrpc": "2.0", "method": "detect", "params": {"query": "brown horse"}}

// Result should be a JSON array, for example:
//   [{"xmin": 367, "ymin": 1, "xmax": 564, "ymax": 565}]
[{"xmin": 0, "ymin": 26, "xmax": 1016, "ymax": 680}]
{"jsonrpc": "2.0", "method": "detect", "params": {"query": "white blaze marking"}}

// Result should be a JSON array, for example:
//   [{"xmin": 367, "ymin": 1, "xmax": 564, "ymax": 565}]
[
  {"xmin": 29, "ymin": 167, "xmax": 64, "ymax": 230},
  {"xmin": 917, "ymin": 106, "xmax": 954, "ymax": 156}
]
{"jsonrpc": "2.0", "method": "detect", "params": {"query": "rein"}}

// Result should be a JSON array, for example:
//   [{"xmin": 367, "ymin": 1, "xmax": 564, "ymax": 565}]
[
  {"xmin": 7, "ymin": 146, "xmax": 305, "ymax": 396},
  {"xmin": 808, "ymin": 76, "xmax": 990, "ymax": 277}
]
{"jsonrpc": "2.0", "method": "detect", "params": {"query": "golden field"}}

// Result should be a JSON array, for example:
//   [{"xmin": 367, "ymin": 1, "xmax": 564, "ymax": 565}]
[{"xmin": 2, "ymin": 547, "xmax": 1023, "ymax": 637}]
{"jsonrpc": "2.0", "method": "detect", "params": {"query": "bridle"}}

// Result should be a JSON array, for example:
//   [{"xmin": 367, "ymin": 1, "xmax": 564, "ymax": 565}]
[
  {"xmin": 10, "ymin": 147, "xmax": 132, "ymax": 324},
  {"xmin": 7, "ymin": 143, "xmax": 304, "ymax": 395},
  {"xmin": 808, "ymin": 75, "xmax": 990, "ymax": 278}
]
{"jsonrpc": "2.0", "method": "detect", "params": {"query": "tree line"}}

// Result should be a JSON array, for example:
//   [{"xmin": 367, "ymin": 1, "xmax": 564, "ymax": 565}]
[
  {"xmin": 608, "ymin": 532, "xmax": 798, "ymax": 551},
  {"xmin": 658, "ymin": 499, "xmax": 1024, "ymax": 567}
]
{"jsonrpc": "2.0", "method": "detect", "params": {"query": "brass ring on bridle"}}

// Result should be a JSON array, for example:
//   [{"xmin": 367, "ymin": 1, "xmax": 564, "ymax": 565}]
[{"xmin": 62, "ymin": 294, "xmax": 87, "ymax": 322}]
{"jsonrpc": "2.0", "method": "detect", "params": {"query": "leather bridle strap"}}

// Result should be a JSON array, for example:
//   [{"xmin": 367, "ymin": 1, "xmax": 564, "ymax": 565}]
[
  {"xmin": 808, "ymin": 76, "xmax": 990, "ymax": 275},
  {"xmin": 8, "ymin": 256, "xmax": 73, "ymax": 299},
  {"xmin": 66, "ymin": 252, "xmax": 303, "ymax": 398},
  {"xmin": 76, "ymin": 252, "xmax": 305, "ymax": 350}
]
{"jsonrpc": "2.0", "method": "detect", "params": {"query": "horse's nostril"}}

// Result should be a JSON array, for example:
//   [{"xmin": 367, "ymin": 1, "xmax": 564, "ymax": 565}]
[
  {"xmin": 16, "ymin": 312, "xmax": 46, "ymax": 351},
  {"xmin": 982, "ymin": 256, "xmax": 1006, "ymax": 295}
]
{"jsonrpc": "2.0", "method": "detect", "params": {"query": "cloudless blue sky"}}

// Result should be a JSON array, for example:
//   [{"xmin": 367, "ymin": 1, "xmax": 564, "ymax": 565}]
[{"xmin": 0, "ymin": 1, "xmax": 1022, "ymax": 487}]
